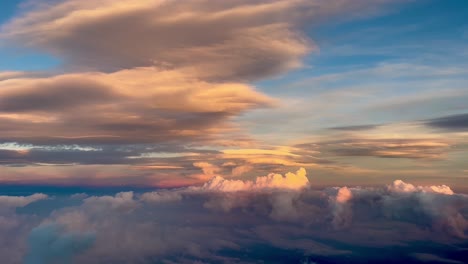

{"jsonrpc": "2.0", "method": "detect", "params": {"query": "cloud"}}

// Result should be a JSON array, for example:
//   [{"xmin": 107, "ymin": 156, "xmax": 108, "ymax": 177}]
[
  {"xmin": 411, "ymin": 253, "xmax": 466, "ymax": 264},
  {"xmin": 0, "ymin": 0, "xmax": 416, "ymax": 180},
  {"xmin": 83, "ymin": 191, "xmax": 139, "ymax": 212},
  {"xmin": 0, "ymin": 68, "xmax": 275, "ymax": 146},
  {"xmin": 140, "ymin": 191, "xmax": 182, "ymax": 203},
  {"xmin": 1, "ymin": 0, "xmax": 408, "ymax": 82},
  {"xmin": 335, "ymin": 187, "xmax": 353, "ymax": 204},
  {"xmin": 0, "ymin": 193, "xmax": 48, "ymax": 208},
  {"xmin": 382, "ymin": 181, "xmax": 466, "ymax": 238},
  {"xmin": 314, "ymin": 138, "xmax": 451, "ymax": 160},
  {"xmin": 0, "ymin": 176, "xmax": 466, "ymax": 263},
  {"xmin": 1, "ymin": 0, "xmax": 316, "ymax": 81},
  {"xmin": 388, "ymin": 179, "xmax": 454, "ymax": 195},
  {"xmin": 0, "ymin": 77, "xmax": 117, "ymax": 112},
  {"xmin": 424, "ymin": 113, "xmax": 468, "ymax": 132},
  {"xmin": 24, "ymin": 224, "xmax": 95, "ymax": 264},
  {"xmin": 193, "ymin": 162, "xmax": 221, "ymax": 178},
  {"xmin": 0, "ymin": 71, "xmax": 27, "ymax": 81},
  {"xmin": 194, "ymin": 167, "xmax": 309, "ymax": 192},
  {"xmin": 328, "ymin": 124, "xmax": 381, "ymax": 131},
  {"xmin": 231, "ymin": 164, "xmax": 253, "ymax": 177},
  {"xmin": 218, "ymin": 147, "xmax": 321, "ymax": 169},
  {"xmin": 331, "ymin": 187, "xmax": 353, "ymax": 229}
]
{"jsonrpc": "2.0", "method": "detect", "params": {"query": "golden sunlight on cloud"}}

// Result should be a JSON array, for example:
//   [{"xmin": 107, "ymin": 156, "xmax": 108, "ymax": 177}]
[
  {"xmin": 193, "ymin": 167, "xmax": 309, "ymax": 192},
  {"xmin": 0, "ymin": 68, "xmax": 275, "ymax": 144},
  {"xmin": 0, "ymin": 71, "xmax": 27, "ymax": 81},
  {"xmin": 335, "ymin": 187, "xmax": 353, "ymax": 204}
]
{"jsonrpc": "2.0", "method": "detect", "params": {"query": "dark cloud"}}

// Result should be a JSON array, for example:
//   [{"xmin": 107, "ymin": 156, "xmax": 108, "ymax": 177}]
[
  {"xmin": 0, "ymin": 78, "xmax": 118, "ymax": 112},
  {"xmin": 328, "ymin": 124, "xmax": 381, "ymax": 131},
  {"xmin": 302, "ymin": 138, "xmax": 451, "ymax": 160},
  {"xmin": 425, "ymin": 113, "xmax": 468, "ymax": 132},
  {"xmin": 0, "ymin": 68, "xmax": 274, "ymax": 146}
]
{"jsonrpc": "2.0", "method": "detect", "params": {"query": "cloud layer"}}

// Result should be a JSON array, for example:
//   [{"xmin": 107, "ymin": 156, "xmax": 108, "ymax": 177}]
[
  {"xmin": 0, "ymin": 68, "xmax": 275, "ymax": 146},
  {"xmin": 0, "ymin": 170, "xmax": 466, "ymax": 263}
]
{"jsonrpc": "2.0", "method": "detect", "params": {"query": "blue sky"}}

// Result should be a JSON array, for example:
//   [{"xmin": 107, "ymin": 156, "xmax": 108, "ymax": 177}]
[{"xmin": 0, "ymin": 0, "xmax": 60, "ymax": 71}]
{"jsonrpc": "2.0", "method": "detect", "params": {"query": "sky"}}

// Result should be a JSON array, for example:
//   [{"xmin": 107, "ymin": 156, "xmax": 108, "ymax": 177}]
[
  {"xmin": 0, "ymin": 0, "xmax": 467, "ymax": 189},
  {"xmin": 0, "ymin": 1, "xmax": 467, "ymax": 263},
  {"xmin": 0, "ymin": 0, "xmax": 467, "ymax": 190}
]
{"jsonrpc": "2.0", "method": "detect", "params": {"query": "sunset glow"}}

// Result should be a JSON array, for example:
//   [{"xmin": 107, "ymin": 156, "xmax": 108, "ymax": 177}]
[{"xmin": 0, "ymin": 0, "xmax": 467, "ymax": 263}]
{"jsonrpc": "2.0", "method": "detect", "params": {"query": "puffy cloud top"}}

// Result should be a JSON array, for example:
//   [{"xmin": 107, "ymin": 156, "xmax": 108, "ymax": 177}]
[
  {"xmin": 197, "ymin": 167, "xmax": 309, "ymax": 192},
  {"xmin": 388, "ymin": 180, "xmax": 454, "ymax": 195}
]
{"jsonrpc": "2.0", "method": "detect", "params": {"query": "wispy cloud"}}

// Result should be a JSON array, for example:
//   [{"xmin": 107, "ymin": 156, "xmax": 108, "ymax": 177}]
[{"xmin": 424, "ymin": 113, "xmax": 468, "ymax": 132}]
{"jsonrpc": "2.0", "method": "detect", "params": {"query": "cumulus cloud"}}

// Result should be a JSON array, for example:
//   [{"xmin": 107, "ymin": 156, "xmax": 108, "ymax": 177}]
[
  {"xmin": 0, "ymin": 177, "xmax": 466, "ymax": 263},
  {"xmin": 331, "ymin": 187, "xmax": 353, "ymax": 229},
  {"xmin": 388, "ymin": 179, "xmax": 454, "ymax": 195},
  {"xmin": 195, "ymin": 167, "xmax": 309, "ymax": 192}
]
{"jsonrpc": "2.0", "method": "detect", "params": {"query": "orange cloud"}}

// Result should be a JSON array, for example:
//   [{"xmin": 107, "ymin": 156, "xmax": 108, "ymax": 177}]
[
  {"xmin": 0, "ymin": 68, "xmax": 275, "ymax": 145},
  {"xmin": 194, "ymin": 167, "xmax": 309, "ymax": 192}
]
